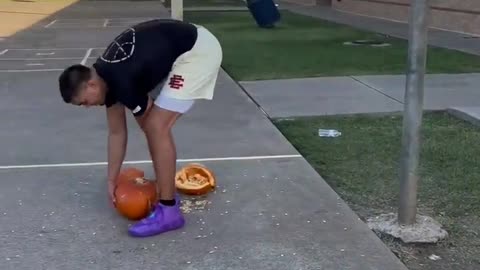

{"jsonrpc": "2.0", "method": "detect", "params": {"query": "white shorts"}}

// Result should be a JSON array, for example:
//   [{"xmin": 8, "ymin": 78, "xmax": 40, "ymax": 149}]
[
  {"xmin": 151, "ymin": 25, "xmax": 222, "ymax": 114},
  {"xmin": 158, "ymin": 25, "xmax": 223, "ymax": 101},
  {"xmin": 153, "ymin": 91, "xmax": 195, "ymax": 113}
]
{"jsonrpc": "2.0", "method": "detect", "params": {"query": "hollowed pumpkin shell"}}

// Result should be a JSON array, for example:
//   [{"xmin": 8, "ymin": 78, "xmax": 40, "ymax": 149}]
[{"xmin": 175, "ymin": 163, "xmax": 215, "ymax": 195}]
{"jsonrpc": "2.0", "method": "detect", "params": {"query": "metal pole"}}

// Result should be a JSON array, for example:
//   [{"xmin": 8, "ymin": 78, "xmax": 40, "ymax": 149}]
[
  {"xmin": 171, "ymin": 0, "xmax": 183, "ymax": 21},
  {"xmin": 398, "ymin": 0, "xmax": 430, "ymax": 225}
]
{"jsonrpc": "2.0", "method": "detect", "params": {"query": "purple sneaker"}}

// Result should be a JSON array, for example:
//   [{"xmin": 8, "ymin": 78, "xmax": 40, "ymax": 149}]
[{"xmin": 128, "ymin": 196, "xmax": 185, "ymax": 237}]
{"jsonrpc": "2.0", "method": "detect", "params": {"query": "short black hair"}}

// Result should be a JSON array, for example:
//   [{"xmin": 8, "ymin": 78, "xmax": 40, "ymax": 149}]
[{"xmin": 58, "ymin": 64, "xmax": 92, "ymax": 103}]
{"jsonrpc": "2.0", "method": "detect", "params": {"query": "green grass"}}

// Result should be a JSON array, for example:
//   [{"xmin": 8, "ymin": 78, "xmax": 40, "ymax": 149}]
[
  {"xmin": 184, "ymin": 10, "xmax": 480, "ymax": 81},
  {"xmin": 273, "ymin": 112, "xmax": 480, "ymax": 269},
  {"xmin": 164, "ymin": 0, "xmax": 245, "ymax": 7}
]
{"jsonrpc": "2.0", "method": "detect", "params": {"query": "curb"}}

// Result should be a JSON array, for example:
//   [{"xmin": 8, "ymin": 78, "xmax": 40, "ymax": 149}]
[{"xmin": 447, "ymin": 107, "xmax": 480, "ymax": 127}]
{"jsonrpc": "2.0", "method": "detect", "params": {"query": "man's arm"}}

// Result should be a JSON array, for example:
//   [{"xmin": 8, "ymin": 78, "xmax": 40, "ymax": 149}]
[{"xmin": 106, "ymin": 103, "xmax": 128, "ymax": 183}]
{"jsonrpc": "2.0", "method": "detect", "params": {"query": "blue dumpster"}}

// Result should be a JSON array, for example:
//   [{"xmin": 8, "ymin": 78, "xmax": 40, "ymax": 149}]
[{"xmin": 246, "ymin": 0, "xmax": 280, "ymax": 28}]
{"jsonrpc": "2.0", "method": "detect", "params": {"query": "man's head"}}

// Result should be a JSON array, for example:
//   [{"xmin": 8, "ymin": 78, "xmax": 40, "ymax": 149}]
[{"xmin": 58, "ymin": 64, "xmax": 108, "ymax": 107}]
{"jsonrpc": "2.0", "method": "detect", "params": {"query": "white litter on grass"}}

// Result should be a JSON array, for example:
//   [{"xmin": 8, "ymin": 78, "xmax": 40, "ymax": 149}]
[
  {"xmin": 318, "ymin": 129, "xmax": 341, "ymax": 137},
  {"xmin": 429, "ymin": 254, "xmax": 441, "ymax": 261}
]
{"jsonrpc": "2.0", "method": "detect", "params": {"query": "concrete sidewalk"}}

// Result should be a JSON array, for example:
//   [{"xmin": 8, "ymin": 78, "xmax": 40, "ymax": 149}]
[
  {"xmin": 240, "ymin": 73, "xmax": 480, "ymax": 118},
  {"xmin": 0, "ymin": 1, "xmax": 408, "ymax": 269},
  {"xmin": 278, "ymin": 1, "xmax": 480, "ymax": 56}
]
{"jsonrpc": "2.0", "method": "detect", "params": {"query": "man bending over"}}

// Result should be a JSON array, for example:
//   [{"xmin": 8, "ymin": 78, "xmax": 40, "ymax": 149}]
[{"xmin": 57, "ymin": 19, "xmax": 222, "ymax": 237}]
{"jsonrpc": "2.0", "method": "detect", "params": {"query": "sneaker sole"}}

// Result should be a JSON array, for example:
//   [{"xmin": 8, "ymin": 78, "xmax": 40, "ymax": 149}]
[{"xmin": 128, "ymin": 219, "xmax": 185, "ymax": 237}]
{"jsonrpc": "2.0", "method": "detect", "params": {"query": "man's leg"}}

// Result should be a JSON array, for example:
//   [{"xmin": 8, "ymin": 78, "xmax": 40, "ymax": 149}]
[
  {"xmin": 128, "ymin": 95, "xmax": 194, "ymax": 237},
  {"xmin": 145, "ymin": 106, "xmax": 179, "ymax": 202}
]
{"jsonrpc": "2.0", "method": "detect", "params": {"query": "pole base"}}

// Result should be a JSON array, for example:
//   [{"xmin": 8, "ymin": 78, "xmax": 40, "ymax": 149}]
[{"xmin": 366, "ymin": 213, "xmax": 448, "ymax": 243}]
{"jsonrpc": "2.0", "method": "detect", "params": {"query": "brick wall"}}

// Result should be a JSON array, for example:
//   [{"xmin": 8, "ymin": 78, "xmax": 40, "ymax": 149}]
[{"xmin": 331, "ymin": 0, "xmax": 480, "ymax": 35}]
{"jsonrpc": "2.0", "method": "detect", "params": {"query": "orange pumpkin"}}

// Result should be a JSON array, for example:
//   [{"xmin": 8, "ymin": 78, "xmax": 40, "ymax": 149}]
[
  {"xmin": 117, "ymin": 167, "xmax": 144, "ymax": 184},
  {"xmin": 175, "ymin": 163, "xmax": 216, "ymax": 195},
  {"xmin": 114, "ymin": 182, "xmax": 153, "ymax": 220},
  {"xmin": 114, "ymin": 167, "xmax": 157, "ymax": 220}
]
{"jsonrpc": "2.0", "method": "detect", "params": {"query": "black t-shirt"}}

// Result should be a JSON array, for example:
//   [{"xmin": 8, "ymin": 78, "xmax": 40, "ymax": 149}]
[{"xmin": 93, "ymin": 19, "xmax": 198, "ymax": 116}]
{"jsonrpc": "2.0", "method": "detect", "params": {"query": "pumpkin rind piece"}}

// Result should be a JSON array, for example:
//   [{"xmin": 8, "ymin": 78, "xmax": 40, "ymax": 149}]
[{"xmin": 175, "ymin": 163, "xmax": 215, "ymax": 195}]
